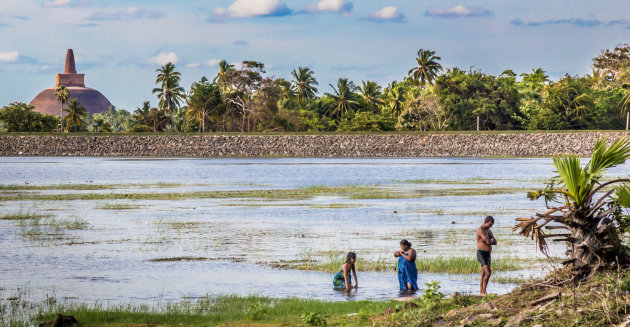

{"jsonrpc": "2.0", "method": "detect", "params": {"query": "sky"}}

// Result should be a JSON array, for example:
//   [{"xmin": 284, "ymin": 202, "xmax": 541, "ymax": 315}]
[{"xmin": 0, "ymin": 0, "xmax": 629, "ymax": 110}]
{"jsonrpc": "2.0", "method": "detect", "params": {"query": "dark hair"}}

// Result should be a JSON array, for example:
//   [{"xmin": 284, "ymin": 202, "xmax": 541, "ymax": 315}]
[
  {"xmin": 346, "ymin": 252, "xmax": 356, "ymax": 264},
  {"xmin": 400, "ymin": 239, "xmax": 412, "ymax": 248},
  {"xmin": 484, "ymin": 216, "xmax": 495, "ymax": 223}
]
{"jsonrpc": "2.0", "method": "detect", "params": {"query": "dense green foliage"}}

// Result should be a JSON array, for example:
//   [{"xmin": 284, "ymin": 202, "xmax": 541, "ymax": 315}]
[
  {"xmin": 4, "ymin": 43, "xmax": 630, "ymax": 133},
  {"xmin": 0, "ymin": 102, "xmax": 58, "ymax": 132}
]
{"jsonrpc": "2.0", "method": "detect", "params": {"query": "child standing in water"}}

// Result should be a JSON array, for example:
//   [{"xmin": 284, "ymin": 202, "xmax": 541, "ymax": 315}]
[
  {"xmin": 333, "ymin": 252, "xmax": 358, "ymax": 291},
  {"xmin": 395, "ymin": 239, "xmax": 418, "ymax": 291}
]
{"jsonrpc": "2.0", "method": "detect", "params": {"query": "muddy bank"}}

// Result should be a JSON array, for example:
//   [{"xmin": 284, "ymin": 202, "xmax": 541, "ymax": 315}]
[{"xmin": 1, "ymin": 132, "xmax": 628, "ymax": 157}]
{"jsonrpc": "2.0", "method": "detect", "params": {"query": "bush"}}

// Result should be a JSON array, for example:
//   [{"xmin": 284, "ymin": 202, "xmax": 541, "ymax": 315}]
[
  {"xmin": 300, "ymin": 312, "xmax": 328, "ymax": 326},
  {"xmin": 337, "ymin": 112, "xmax": 395, "ymax": 132},
  {"xmin": 0, "ymin": 102, "xmax": 59, "ymax": 132},
  {"xmin": 421, "ymin": 280, "xmax": 444, "ymax": 304},
  {"xmin": 245, "ymin": 302, "xmax": 267, "ymax": 321},
  {"xmin": 128, "ymin": 125, "xmax": 153, "ymax": 132}
]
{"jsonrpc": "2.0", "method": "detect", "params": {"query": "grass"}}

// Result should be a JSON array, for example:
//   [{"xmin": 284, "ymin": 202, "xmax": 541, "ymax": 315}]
[
  {"xmin": 0, "ymin": 182, "xmax": 192, "ymax": 191},
  {"xmin": 0, "ymin": 184, "xmax": 527, "ymax": 202},
  {"xmin": 402, "ymin": 177, "xmax": 491, "ymax": 185},
  {"xmin": 415, "ymin": 256, "xmax": 523, "ymax": 274},
  {"xmin": 95, "ymin": 202, "xmax": 143, "ymax": 210},
  {"xmin": 270, "ymin": 252, "xmax": 528, "ymax": 275},
  {"xmin": 17, "ymin": 216, "xmax": 88, "ymax": 243},
  {"xmin": 147, "ymin": 257, "xmax": 210, "ymax": 262},
  {"xmin": 0, "ymin": 210, "xmax": 53, "ymax": 220},
  {"xmin": 29, "ymin": 293, "xmax": 486, "ymax": 327}
]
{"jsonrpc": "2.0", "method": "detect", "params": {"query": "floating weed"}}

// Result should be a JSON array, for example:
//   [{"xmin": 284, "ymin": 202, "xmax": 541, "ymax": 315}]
[{"xmin": 401, "ymin": 177, "xmax": 491, "ymax": 185}]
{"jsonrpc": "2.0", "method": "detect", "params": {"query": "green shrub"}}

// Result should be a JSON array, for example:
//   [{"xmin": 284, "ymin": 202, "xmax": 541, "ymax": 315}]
[
  {"xmin": 245, "ymin": 301, "xmax": 268, "ymax": 321},
  {"xmin": 300, "ymin": 312, "xmax": 328, "ymax": 326},
  {"xmin": 421, "ymin": 280, "xmax": 444, "ymax": 304},
  {"xmin": 128, "ymin": 125, "xmax": 153, "ymax": 132}
]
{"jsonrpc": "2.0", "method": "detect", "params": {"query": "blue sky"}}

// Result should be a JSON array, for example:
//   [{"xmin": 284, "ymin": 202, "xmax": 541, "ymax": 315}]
[{"xmin": 1, "ymin": 0, "xmax": 629, "ymax": 110}]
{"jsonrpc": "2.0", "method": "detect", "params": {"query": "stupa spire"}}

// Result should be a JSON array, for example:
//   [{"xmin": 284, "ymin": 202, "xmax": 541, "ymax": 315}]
[{"xmin": 64, "ymin": 49, "xmax": 77, "ymax": 74}]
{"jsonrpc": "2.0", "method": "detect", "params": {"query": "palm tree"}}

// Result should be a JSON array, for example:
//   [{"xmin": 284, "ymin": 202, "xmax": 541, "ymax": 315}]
[
  {"xmin": 133, "ymin": 101, "xmax": 152, "ymax": 127},
  {"xmin": 514, "ymin": 137, "xmax": 630, "ymax": 278},
  {"xmin": 324, "ymin": 78, "xmax": 360, "ymax": 119},
  {"xmin": 619, "ymin": 84, "xmax": 630, "ymax": 117},
  {"xmin": 359, "ymin": 81, "xmax": 384, "ymax": 112},
  {"xmin": 54, "ymin": 85, "xmax": 70, "ymax": 131},
  {"xmin": 291, "ymin": 67, "xmax": 319, "ymax": 106},
  {"xmin": 62, "ymin": 98, "xmax": 88, "ymax": 132},
  {"xmin": 408, "ymin": 49, "xmax": 443, "ymax": 99},
  {"xmin": 152, "ymin": 63, "xmax": 186, "ymax": 131},
  {"xmin": 214, "ymin": 60, "xmax": 235, "ymax": 89},
  {"xmin": 93, "ymin": 117, "xmax": 112, "ymax": 132},
  {"xmin": 386, "ymin": 86, "xmax": 406, "ymax": 118}
]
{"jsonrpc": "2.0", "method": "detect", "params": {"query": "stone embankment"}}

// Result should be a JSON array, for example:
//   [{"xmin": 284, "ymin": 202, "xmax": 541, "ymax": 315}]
[{"xmin": 0, "ymin": 132, "xmax": 628, "ymax": 157}]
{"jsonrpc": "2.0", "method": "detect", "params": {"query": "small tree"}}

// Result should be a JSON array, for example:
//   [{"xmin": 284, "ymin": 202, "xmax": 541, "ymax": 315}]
[
  {"xmin": 63, "ymin": 99, "xmax": 88, "ymax": 132},
  {"xmin": 0, "ymin": 102, "xmax": 59, "ymax": 132},
  {"xmin": 55, "ymin": 85, "xmax": 70, "ymax": 131},
  {"xmin": 514, "ymin": 137, "xmax": 630, "ymax": 279}
]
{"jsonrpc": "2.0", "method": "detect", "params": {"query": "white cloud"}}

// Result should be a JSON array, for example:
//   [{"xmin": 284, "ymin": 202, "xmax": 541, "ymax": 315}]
[
  {"xmin": 44, "ymin": 0, "xmax": 71, "ymax": 7},
  {"xmin": 205, "ymin": 59, "xmax": 220, "ymax": 67},
  {"xmin": 425, "ymin": 5, "xmax": 492, "ymax": 18},
  {"xmin": 148, "ymin": 52, "xmax": 178, "ymax": 66},
  {"xmin": 308, "ymin": 0, "xmax": 353, "ymax": 14},
  {"xmin": 0, "ymin": 51, "xmax": 18, "ymax": 63},
  {"xmin": 88, "ymin": 7, "xmax": 166, "ymax": 21},
  {"xmin": 368, "ymin": 6, "xmax": 404, "ymax": 21},
  {"xmin": 186, "ymin": 59, "xmax": 220, "ymax": 69},
  {"xmin": 213, "ymin": 0, "xmax": 291, "ymax": 18}
]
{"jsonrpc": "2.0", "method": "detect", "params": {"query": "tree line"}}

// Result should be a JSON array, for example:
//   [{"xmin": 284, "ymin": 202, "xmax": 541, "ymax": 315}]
[{"xmin": 3, "ymin": 44, "xmax": 630, "ymax": 133}]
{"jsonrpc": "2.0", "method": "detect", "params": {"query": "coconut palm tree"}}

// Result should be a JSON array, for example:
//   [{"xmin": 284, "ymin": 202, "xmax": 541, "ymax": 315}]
[
  {"xmin": 359, "ymin": 81, "xmax": 384, "ymax": 112},
  {"xmin": 324, "ymin": 78, "xmax": 360, "ymax": 119},
  {"xmin": 152, "ymin": 63, "xmax": 186, "ymax": 131},
  {"xmin": 619, "ymin": 84, "xmax": 630, "ymax": 117},
  {"xmin": 291, "ymin": 67, "xmax": 319, "ymax": 106},
  {"xmin": 62, "ymin": 98, "xmax": 87, "ymax": 132},
  {"xmin": 54, "ymin": 85, "xmax": 70, "ymax": 132},
  {"xmin": 214, "ymin": 60, "xmax": 235, "ymax": 90},
  {"xmin": 386, "ymin": 86, "xmax": 406, "ymax": 118},
  {"xmin": 514, "ymin": 137, "xmax": 630, "ymax": 278},
  {"xmin": 408, "ymin": 49, "xmax": 443, "ymax": 99}
]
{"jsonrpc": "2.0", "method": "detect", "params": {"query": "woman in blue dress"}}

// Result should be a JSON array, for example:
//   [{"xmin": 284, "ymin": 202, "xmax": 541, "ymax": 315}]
[
  {"xmin": 394, "ymin": 239, "xmax": 418, "ymax": 291},
  {"xmin": 333, "ymin": 252, "xmax": 358, "ymax": 291}
]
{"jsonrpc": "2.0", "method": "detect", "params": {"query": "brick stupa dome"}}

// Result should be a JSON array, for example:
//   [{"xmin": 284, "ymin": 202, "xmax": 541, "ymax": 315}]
[{"xmin": 30, "ymin": 49, "xmax": 112, "ymax": 116}]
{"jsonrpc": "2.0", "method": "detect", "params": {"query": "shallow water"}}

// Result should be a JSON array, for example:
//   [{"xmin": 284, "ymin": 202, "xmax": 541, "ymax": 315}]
[{"xmin": 1, "ymin": 157, "xmax": 626, "ymax": 304}]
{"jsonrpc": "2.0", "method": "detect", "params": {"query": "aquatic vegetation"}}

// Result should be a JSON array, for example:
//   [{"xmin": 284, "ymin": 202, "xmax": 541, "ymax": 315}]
[
  {"xmin": 95, "ymin": 202, "xmax": 143, "ymax": 210},
  {"xmin": 0, "ymin": 184, "xmax": 527, "ymax": 202},
  {"xmin": 0, "ymin": 211, "xmax": 53, "ymax": 220},
  {"xmin": 146, "ymin": 257, "xmax": 210, "ymax": 262},
  {"xmin": 415, "ymin": 256, "xmax": 523, "ymax": 274},
  {"xmin": 17, "ymin": 216, "xmax": 88, "ymax": 243}
]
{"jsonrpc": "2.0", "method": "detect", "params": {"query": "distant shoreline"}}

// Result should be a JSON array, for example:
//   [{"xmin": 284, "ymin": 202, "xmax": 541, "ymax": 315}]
[{"xmin": 1, "ymin": 132, "xmax": 628, "ymax": 157}]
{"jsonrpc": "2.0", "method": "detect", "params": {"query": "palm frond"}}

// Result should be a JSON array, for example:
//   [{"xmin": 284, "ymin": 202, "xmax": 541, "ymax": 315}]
[
  {"xmin": 552, "ymin": 155, "xmax": 584, "ymax": 204},
  {"xmin": 587, "ymin": 137, "xmax": 630, "ymax": 177},
  {"xmin": 616, "ymin": 183, "xmax": 630, "ymax": 208}
]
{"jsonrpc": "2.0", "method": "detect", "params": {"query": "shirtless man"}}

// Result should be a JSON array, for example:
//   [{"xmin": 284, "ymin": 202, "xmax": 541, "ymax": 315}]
[{"xmin": 476, "ymin": 216, "xmax": 497, "ymax": 295}]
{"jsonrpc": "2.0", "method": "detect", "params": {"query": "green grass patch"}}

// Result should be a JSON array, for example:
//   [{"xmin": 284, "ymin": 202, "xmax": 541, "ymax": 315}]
[
  {"xmin": 415, "ymin": 256, "xmax": 522, "ymax": 274},
  {"xmin": 0, "ymin": 182, "xmax": 193, "ymax": 191},
  {"xmin": 32, "ymin": 294, "xmax": 401, "ymax": 327},
  {"xmin": 147, "ymin": 257, "xmax": 210, "ymax": 262},
  {"xmin": 95, "ymin": 202, "xmax": 143, "ymax": 210},
  {"xmin": 0, "ymin": 210, "xmax": 53, "ymax": 220},
  {"xmin": 0, "ymin": 183, "xmax": 527, "ymax": 202}
]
